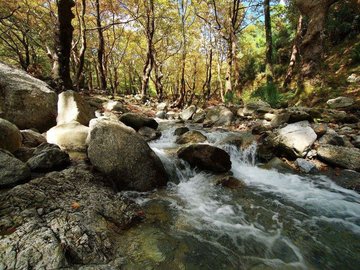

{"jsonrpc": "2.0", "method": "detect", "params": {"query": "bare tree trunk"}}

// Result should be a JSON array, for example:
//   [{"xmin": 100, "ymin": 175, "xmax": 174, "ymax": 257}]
[
  {"xmin": 203, "ymin": 47, "xmax": 213, "ymax": 100},
  {"xmin": 54, "ymin": 0, "xmax": 75, "ymax": 91},
  {"xmin": 95, "ymin": 0, "xmax": 106, "ymax": 90},
  {"xmin": 295, "ymin": 0, "xmax": 339, "ymax": 78},
  {"xmin": 75, "ymin": 0, "xmax": 87, "ymax": 91},
  {"xmin": 153, "ymin": 55, "xmax": 164, "ymax": 101},
  {"xmin": 264, "ymin": 0, "xmax": 273, "ymax": 83},
  {"xmin": 225, "ymin": 37, "xmax": 234, "ymax": 98},
  {"xmin": 283, "ymin": 15, "xmax": 303, "ymax": 88}
]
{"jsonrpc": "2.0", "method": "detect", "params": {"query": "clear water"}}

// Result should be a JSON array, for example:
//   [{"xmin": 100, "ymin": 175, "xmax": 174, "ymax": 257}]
[{"xmin": 118, "ymin": 122, "xmax": 360, "ymax": 270}]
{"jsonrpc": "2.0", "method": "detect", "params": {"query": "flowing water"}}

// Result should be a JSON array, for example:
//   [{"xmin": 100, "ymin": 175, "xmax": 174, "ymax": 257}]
[{"xmin": 118, "ymin": 121, "xmax": 360, "ymax": 270}]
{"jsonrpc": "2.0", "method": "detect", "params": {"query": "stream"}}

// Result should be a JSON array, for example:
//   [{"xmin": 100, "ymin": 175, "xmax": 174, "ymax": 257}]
[{"xmin": 118, "ymin": 121, "xmax": 360, "ymax": 270}]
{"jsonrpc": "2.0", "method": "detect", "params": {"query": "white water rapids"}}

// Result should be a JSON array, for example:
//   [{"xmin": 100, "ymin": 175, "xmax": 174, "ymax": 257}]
[{"xmin": 123, "ymin": 122, "xmax": 360, "ymax": 270}]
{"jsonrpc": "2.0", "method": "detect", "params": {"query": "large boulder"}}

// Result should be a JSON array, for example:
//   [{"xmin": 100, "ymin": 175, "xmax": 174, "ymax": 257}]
[
  {"xmin": 326, "ymin": 96, "xmax": 354, "ymax": 109},
  {"xmin": 120, "ymin": 113, "xmax": 158, "ymax": 131},
  {"xmin": 57, "ymin": 90, "xmax": 94, "ymax": 126},
  {"xmin": 87, "ymin": 119, "xmax": 168, "ymax": 191},
  {"xmin": 204, "ymin": 106, "xmax": 234, "ymax": 127},
  {"xmin": 176, "ymin": 130, "xmax": 207, "ymax": 144},
  {"xmin": 46, "ymin": 121, "xmax": 89, "ymax": 152},
  {"xmin": 178, "ymin": 144, "xmax": 232, "ymax": 173},
  {"xmin": 0, "ymin": 164, "xmax": 141, "ymax": 269},
  {"xmin": 317, "ymin": 145, "xmax": 360, "ymax": 172},
  {"xmin": 274, "ymin": 121, "xmax": 317, "ymax": 159},
  {"xmin": 138, "ymin": 126, "xmax": 161, "ymax": 142},
  {"xmin": 0, "ymin": 62, "xmax": 57, "ymax": 132},
  {"xmin": 319, "ymin": 129, "xmax": 345, "ymax": 146},
  {"xmin": 21, "ymin": 129, "xmax": 46, "ymax": 147},
  {"xmin": 27, "ymin": 143, "xmax": 70, "ymax": 172},
  {"xmin": 0, "ymin": 118, "xmax": 22, "ymax": 152},
  {"xmin": 0, "ymin": 149, "xmax": 30, "ymax": 187},
  {"xmin": 180, "ymin": 105, "xmax": 196, "ymax": 121}
]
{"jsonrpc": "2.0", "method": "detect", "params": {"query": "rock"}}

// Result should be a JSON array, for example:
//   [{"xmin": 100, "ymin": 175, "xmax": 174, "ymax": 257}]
[
  {"xmin": 174, "ymin": 127, "xmax": 189, "ymax": 136},
  {"xmin": 46, "ymin": 121, "xmax": 90, "ymax": 152},
  {"xmin": 156, "ymin": 102, "xmax": 168, "ymax": 111},
  {"xmin": 21, "ymin": 129, "xmax": 46, "ymax": 147},
  {"xmin": 103, "ymin": 100, "xmax": 127, "ymax": 113},
  {"xmin": 244, "ymin": 100, "xmax": 272, "ymax": 115},
  {"xmin": 287, "ymin": 107, "xmax": 313, "ymax": 123},
  {"xmin": 219, "ymin": 132, "xmax": 256, "ymax": 149},
  {"xmin": 275, "ymin": 121, "xmax": 317, "ymax": 159},
  {"xmin": 192, "ymin": 110, "xmax": 206, "ymax": 123},
  {"xmin": 57, "ymin": 90, "xmax": 94, "ymax": 126},
  {"xmin": 26, "ymin": 143, "xmax": 70, "ymax": 172},
  {"xmin": 353, "ymin": 136, "xmax": 360, "ymax": 149},
  {"xmin": 317, "ymin": 145, "xmax": 360, "ymax": 171},
  {"xmin": 216, "ymin": 176, "xmax": 245, "ymax": 189},
  {"xmin": 87, "ymin": 119, "xmax": 168, "ymax": 191},
  {"xmin": 312, "ymin": 123, "xmax": 328, "ymax": 137},
  {"xmin": 270, "ymin": 113, "xmax": 290, "ymax": 128},
  {"xmin": 13, "ymin": 147, "xmax": 35, "ymax": 162},
  {"xmin": 347, "ymin": 73, "xmax": 360, "ymax": 83},
  {"xmin": 166, "ymin": 111, "xmax": 178, "ymax": 120},
  {"xmin": 0, "ymin": 62, "xmax": 57, "ymax": 132},
  {"xmin": 263, "ymin": 157, "xmax": 294, "ymax": 173},
  {"xmin": 155, "ymin": 111, "xmax": 166, "ymax": 119},
  {"xmin": 204, "ymin": 106, "xmax": 234, "ymax": 127},
  {"xmin": 327, "ymin": 96, "xmax": 354, "ymax": 109},
  {"xmin": 319, "ymin": 129, "xmax": 345, "ymax": 146},
  {"xmin": 178, "ymin": 144, "xmax": 231, "ymax": 173},
  {"xmin": 295, "ymin": 158, "xmax": 317, "ymax": 173},
  {"xmin": 321, "ymin": 109, "xmax": 359, "ymax": 124},
  {"xmin": 0, "ymin": 118, "xmax": 22, "ymax": 152},
  {"xmin": 120, "ymin": 113, "xmax": 158, "ymax": 131},
  {"xmin": 179, "ymin": 105, "xmax": 196, "ymax": 121},
  {"xmin": 138, "ymin": 126, "xmax": 161, "ymax": 142},
  {"xmin": 327, "ymin": 169, "xmax": 360, "ymax": 192},
  {"xmin": 0, "ymin": 164, "xmax": 141, "ymax": 269},
  {"xmin": 0, "ymin": 149, "xmax": 30, "ymax": 187},
  {"xmin": 264, "ymin": 113, "xmax": 276, "ymax": 121},
  {"xmin": 175, "ymin": 130, "xmax": 207, "ymax": 144}
]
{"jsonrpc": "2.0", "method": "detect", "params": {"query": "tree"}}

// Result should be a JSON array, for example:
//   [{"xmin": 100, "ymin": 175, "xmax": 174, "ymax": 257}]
[
  {"xmin": 94, "ymin": 0, "xmax": 107, "ymax": 90},
  {"xmin": 53, "ymin": 0, "xmax": 75, "ymax": 91},
  {"xmin": 264, "ymin": 0, "xmax": 273, "ymax": 83},
  {"xmin": 295, "ymin": 0, "xmax": 339, "ymax": 78}
]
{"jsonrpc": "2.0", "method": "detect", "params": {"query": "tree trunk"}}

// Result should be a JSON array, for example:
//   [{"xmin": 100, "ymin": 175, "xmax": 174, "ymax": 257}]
[
  {"xmin": 295, "ymin": 0, "xmax": 339, "ymax": 78},
  {"xmin": 95, "ymin": 0, "xmax": 107, "ymax": 90},
  {"xmin": 264, "ymin": 0, "xmax": 273, "ymax": 83},
  {"xmin": 225, "ymin": 37, "xmax": 234, "ymax": 99},
  {"xmin": 54, "ymin": 0, "xmax": 75, "ymax": 91},
  {"xmin": 75, "ymin": 0, "xmax": 87, "ymax": 91},
  {"xmin": 153, "ymin": 56, "xmax": 164, "ymax": 101},
  {"xmin": 283, "ymin": 15, "xmax": 303, "ymax": 88}
]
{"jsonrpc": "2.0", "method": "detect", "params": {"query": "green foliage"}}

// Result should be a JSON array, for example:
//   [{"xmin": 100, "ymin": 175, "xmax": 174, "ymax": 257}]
[{"xmin": 244, "ymin": 83, "xmax": 283, "ymax": 108}]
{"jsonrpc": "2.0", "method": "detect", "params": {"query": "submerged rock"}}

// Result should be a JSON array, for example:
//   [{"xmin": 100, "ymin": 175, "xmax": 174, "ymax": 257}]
[
  {"xmin": 0, "ymin": 149, "xmax": 30, "ymax": 187},
  {"xmin": 174, "ymin": 127, "xmax": 189, "ymax": 136},
  {"xmin": 178, "ymin": 144, "xmax": 231, "ymax": 173},
  {"xmin": 0, "ymin": 62, "xmax": 57, "ymax": 132},
  {"xmin": 0, "ymin": 118, "xmax": 22, "ymax": 153},
  {"xmin": 176, "ymin": 130, "xmax": 207, "ymax": 144},
  {"xmin": 120, "ymin": 113, "xmax": 158, "ymax": 131},
  {"xmin": 317, "ymin": 144, "xmax": 360, "ymax": 172},
  {"xmin": 0, "ymin": 164, "xmax": 141, "ymax": 269},
  {"xmin": 216, "ymin": 176, "xmax": 245, "ymax": 189},
  {"xmin": 87, "ymin": 119, "xmax": 168, "ymax": 191}
]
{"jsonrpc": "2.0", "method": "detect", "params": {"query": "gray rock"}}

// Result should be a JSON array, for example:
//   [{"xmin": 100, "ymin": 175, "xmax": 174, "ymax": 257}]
[
  {"xmin": 120, "ymin": 113, "xmax": 158, "ymax": 131},
  {"xmin": 319, "ymin": 129, "xmax": 345, "ymax": 146},
  {"xmin": 0, "ymin": 149, "xmax": 30, "ymax": 187},
  {"xmin": 155, "ymin": 110, "xmax": 166, "ymax": 119},
  {"xmin": 57, "ymin": 90, "xmax": 94, "ymax": 126},
  {"xmin": 218, "ymin": 132, "xmax": 256, "ymax": 149},
  {"xmin": 21, "ymin": 129, "xmax": 46, "ymax": 147},
  {"xmin": 174, "ymin": 127, "xmax": 190, "ymax": 136},
  {"xmin": 0, "ymin": 118, "xmax": 22, "ymax": 152},
  {"xmin": 180, "ymin": 105, "xmax": 196, "ymax": 121},
  {"xmin": 178, "ymin": 144, "xmax": 231, "ymax": 173},
  {"xmin": 287, "ymin": 107, "xmax": 313, "ymax": 123},
  {"xmin": 176, "ymin": 130, "xmax": 207, "ymax": 144},
  {"xmin": 13, "ymin": 147, "xmax": 35, "ymax": 162},
  {"xmin": 27, "ymin": 143, "xmax": 70, "ymax": 172},
  {"xmin": 347, "ymin": 73, "xmax": 360, "ymax": 83},
  {"xmin": 0, "ymin": 62, "xmax": 57, "ymax": 132},
  {"xmin": 166, "ymin": 111, "xmax": 178, "ymax": 120},
  {"xmin": 156, "ymin": 102, "xmax": 168, "ymax": 111},
  {"xmin": 275, "ymin": 121, "xmax": 317, "ymax": 159},
  {"xmin": 103, "ymin": 100, "xmax": 127, "ymax": 113},
  {"xmin": 46, "ymin": 121, "xmax": 90, "ymax": 152},
  {"xmin": 318, "ymin": 144, "xmax": 360, "ymax": 171},
  {"xmin": 295, "ymin": 158, "xmax": 317, "ymax": 173},
  {"xmin": 87, "ymin": 119, "xmax": 168, "ymax": 191},
  {"xmin": 204, "ymin": 106, "xmax": 234, "ymax": 127},
  {"xmin": 353, "ymin": 136, "xmax": 360, "ymax": 149},
  {"xmin": 192, "ymin": 110, "xmax": 206, "ymax": 123},
  {"xmin": 138, "ymin": 126, "xmax": 161, "ymax": 142},
  {"xmin": 327, "ymin": 96, "xmax": 354, "ymax": 109},
  {"xmin": 0, "ymin": 164, "xmax": 141, "ymax": 269},
  {"xmin": 263, "ymin": 157, "xmax": 294, "ymax": 173},
  {"xmin": 244, "ymin": 100, "xmax": 272, "ymax": 114},
  {"xmin": 270, "ymin": 113, "xmax": 290, "ymax": 128}
]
